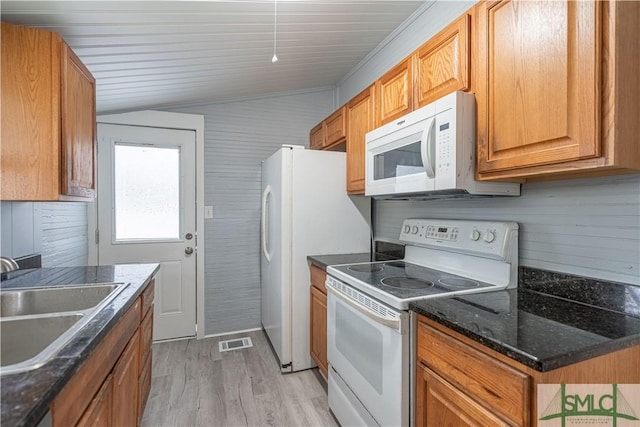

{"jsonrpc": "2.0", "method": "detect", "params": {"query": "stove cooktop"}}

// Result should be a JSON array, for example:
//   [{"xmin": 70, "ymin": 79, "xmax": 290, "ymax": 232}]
[{"xmin": 327, "ymin": 260, "xmax": 502, "ymax": 310}]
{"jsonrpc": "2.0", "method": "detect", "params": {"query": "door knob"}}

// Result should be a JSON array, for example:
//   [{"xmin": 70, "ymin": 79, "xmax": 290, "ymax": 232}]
[{"xmin": 185, "ymin": 247, "xmax": 194, "ymax": 255}]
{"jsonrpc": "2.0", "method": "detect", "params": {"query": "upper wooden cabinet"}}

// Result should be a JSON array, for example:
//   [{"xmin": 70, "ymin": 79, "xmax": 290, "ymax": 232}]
[
  {"xmin": 415, "ymin": 14, "xmax": 471, "ymax": 109},
  {"xmin": 1, "ymin": 22, "xmax": 96, "ymax": 201},
  {"xmin": 376, "ymin": 57, "xmax": 414, "ymax": 126},
  {"xmin": 475, "ymin": 0, "xmax": 640, "ymax": 180},
  {"xmin": 309, "ymin": 107, "xmax": 346, "ymax": 150},
  {"xmin": 310, "ymin": 123, "xmax": 324, "ymax": 150},
  {"xmin": 324, "ymin": 107, "xmax": 347, "ymax": 147},
  {"xmin": 346, "ymin": 85, "xmax": 375, "ymax": 194}
]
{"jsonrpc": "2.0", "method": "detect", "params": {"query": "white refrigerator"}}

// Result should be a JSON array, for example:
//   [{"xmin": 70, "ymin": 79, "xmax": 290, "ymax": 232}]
[{"xmin": 261, "ymin": 145, "xmax": 371, "ymax": 372}]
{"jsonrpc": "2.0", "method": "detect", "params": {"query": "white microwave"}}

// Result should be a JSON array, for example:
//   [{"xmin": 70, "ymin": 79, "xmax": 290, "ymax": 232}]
[{"xmin": 365, "ymin": 91, "xmax": 520, "ymax": 198}]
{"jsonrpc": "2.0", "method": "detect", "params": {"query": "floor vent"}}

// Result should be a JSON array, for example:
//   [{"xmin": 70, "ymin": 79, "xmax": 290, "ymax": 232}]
[{"xmin": 219, "ymin": 337, "xmax": 253, "ymax": 352}]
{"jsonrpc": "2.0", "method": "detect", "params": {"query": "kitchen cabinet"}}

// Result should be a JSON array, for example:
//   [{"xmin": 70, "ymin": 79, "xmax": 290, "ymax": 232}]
[
  {"xmin": 51, "ymin": 278, "xmax": 155, "ymax": 427},
  {"xmin": 416, "ymin": 314, "xmax": 640, "ymax": 427},
  {"xmin": 324, "ymin": 107, "xmax": 347, "ymax": 148},
  {"xmin": 346, "ymin": 85, "xmax": 375, "ymax": 194},
  {"xmin": 415, "ymin": 14, "xmax": 470, "ymax": 108},
  {"xmin": 309, "ymin": 264, "xmax": 328, "ymax": 379},
  {"xmin": 138, "ymin": 280, "xmax": 155, "ymax": 423},
  {"xmin": 1, "ymin": 22, "xmax": 96, "ymax": 201},
  {"xmin": 112, "ymin": 331, "xmax": 140, "ymax": 427},
  {"xmin": 475, "ymin": 0, "xmax": 640, "ymax": 180},
  {"xmin": 308, "ymin": 107, "xmax": 346, "ymax": 151},
  {"xmin": 310, "ymin": 123, "xmax": 324, "ymax": 150},
  {"xmin": 76, "ymin": 376, "xmax": 112, "ymax": 427},
  {"xmin": 375, "ymin": 57, "xmax": 413, "ymax": 126}
]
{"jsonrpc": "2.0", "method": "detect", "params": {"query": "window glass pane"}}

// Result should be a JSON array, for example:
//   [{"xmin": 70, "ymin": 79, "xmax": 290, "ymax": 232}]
[{"xmin": 114, "ymin": 144, "xmax": 180, "ymax": 240}]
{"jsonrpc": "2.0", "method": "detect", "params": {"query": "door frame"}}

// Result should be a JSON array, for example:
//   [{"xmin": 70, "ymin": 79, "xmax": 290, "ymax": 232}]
[{"xmin": 89, "ymin": 110, "xmax": 205, "ymax": 339}]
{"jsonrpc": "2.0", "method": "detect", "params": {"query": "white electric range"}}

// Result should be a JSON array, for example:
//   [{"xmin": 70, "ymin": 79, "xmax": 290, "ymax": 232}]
[{"xmin": 325, "ymin": 218, "xmax": 519, "ymax": 427}]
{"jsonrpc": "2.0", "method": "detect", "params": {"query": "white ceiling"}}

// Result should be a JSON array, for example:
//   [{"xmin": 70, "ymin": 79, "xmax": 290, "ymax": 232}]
[{"xmin": 1, "ymin": 1, "xmax": 426, "ymax": 114}]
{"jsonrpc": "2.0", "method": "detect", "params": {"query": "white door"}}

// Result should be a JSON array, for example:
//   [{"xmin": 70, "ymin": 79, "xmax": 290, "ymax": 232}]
[{"xmin": 97, "ymin": 123, "xmax": 197, "ymax": 341}]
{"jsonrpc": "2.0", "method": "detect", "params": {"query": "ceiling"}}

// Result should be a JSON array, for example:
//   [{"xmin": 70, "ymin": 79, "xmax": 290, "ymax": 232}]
[{"xmin": 1, "ymin": 1, "xmax": 427, "ymax": 114}]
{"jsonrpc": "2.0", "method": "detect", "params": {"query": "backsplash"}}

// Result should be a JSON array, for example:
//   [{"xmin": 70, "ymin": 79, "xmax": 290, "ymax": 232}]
[
  {"xmin": 374, "ymin": 174, "xmax": 640, "ymax": 286},
  {"xmin": 0, "ymin": 201, "xmax": 88, "ymax": 267}
]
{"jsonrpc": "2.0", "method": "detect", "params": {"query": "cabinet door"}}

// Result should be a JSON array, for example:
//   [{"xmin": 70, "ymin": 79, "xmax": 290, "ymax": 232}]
[
  {"xmin": 112, "ymin": 330, "xmax": 140, "ymax": 427},
  {"xmin": 324, "ymin": 106, "xmax": 347, "ymax": 148},
  {"xmin": 61, "ymin": 42, "xmax": 96, "ymax": 198},
  {"xmin": 376, "ymin": 56, "xmax": 413, "ymax": 126},
  {"xmin": 310, "ymin": 286, "xmax": 328, "ymax": 378},
  {"xmin": 416, "ymin": 366, "xmax": 510, "ymax": 427},
  {"xmin": 475, "ymin": 0, "xmax": 601, "ymax": 178},
  {"xmin": 76, "ymin": 375, "xmax": 112, "ymax": 427},
  {"xmin": 415, "ymin": 14, "xmax": 470, "ymax": 108},
  {"xmin": 0, "ymin": 22, "xmax": 61, "ymax": 201},
  {"xmin": 310, "ymin": 122, "xmax": 324, "ymax": 150},
  {"xmin": 346, "ymin": 85, "xmax": 375, "ymax": 194}
]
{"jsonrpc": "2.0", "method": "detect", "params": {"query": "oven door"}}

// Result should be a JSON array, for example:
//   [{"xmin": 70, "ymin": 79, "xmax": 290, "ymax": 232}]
[{"xmin": 327, "ymin": 279, "xmax": 409, "ymax": 427}]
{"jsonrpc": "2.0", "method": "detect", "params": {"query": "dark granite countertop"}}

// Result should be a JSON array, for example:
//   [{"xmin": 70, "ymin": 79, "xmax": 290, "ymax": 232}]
[
  {"xmin": 0, "ymin": 264, "xmax": 160, "ymax": 427},
  {"xmin": 410, "ymin": 267, "xmax": 640, "ymax": 372}
]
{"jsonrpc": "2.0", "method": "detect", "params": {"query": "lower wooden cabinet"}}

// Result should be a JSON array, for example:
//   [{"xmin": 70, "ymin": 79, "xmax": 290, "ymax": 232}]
[
  {"xmin": 416, "ymin": 367, "xmax": 509, "ymax": 427},
  {"xmin": 416, "ymin": 314, "xmax": 640, "ymax": 427},
  {"xmin": 112, "ymin": 331, "xmax": 140, "ymax": 427},
  {"xmin": 309, "ymin": 264, "xmax": 328, "ymax": 378},
  {"xmin": 51, "ymin": 278, "xmax": 155, "ymax": 427},
  {"xmin": 76, "ymin": 375, "xmax": 113, "ymax": 427}
]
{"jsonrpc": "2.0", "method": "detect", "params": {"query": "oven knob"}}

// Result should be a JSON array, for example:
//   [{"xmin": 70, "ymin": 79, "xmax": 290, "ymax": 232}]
[
  {"xmin": 470, "ymin": 229, "xmax": 480, "ymax": 241},
  {"xmin": 404, "ymin": 225, "xmax": 411, "ymax": 233},
  {"xmin": 483, "ymin": 231, "xmax": 496, "ymax": 243},
  {"xmin": 411, "ymin": 226, "xmax": 419, "ymax": 234}
]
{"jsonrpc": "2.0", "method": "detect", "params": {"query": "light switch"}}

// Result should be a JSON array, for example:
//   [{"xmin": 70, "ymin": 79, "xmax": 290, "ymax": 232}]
[{"xmin": 204, "ymin": 206, "xmax": 213, "ymax": 219}]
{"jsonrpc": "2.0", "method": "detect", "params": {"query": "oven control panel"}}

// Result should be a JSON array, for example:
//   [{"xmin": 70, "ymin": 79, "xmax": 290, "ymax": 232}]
[{"xmin": 399, "ymin": 218, "xmax": 518, "ymax": 261}]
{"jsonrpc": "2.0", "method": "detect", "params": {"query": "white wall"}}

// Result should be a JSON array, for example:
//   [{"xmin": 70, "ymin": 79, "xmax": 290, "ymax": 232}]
[{"xmin": 165, "ymin": 88, "xmax": 335, "ymax": 335}]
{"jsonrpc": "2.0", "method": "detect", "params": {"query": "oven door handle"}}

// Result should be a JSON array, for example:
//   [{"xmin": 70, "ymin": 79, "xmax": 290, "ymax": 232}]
[{"xmin": 327, "ymin": 285, "xmax": 403, "ymax": 331}]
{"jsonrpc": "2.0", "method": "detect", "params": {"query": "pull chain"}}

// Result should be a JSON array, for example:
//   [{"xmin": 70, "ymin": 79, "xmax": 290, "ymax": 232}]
[{"xmin": 272, "ymin": 0, "xmax": 278, "ymax": 63}]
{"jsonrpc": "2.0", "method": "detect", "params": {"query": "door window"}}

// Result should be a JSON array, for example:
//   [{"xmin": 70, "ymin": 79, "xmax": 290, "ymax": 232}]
[{"xmin": 113, "ymin": 143, "xmax": 181, "ymax": 241}]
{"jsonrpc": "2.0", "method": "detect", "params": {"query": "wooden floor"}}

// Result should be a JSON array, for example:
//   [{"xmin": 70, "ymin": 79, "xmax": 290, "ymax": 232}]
[{"xmin": 141, "ymin": 330, "xmax": 338, "ymax": 427}]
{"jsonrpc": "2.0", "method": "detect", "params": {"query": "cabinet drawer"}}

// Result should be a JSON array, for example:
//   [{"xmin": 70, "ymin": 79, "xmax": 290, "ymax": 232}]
[
  {"xmin": 139, "ymin": 307, "xmax": 154, "ymax": 368},
  {"xmin": 417, "ymin": 322, "xmax": 529, "ymax": 426},
  {"xmin": 141, "ymin": 279, "xmax": 155, "ymax": 317},
  {"xmin": 310, "ymin": 264, "xmax": 327, "ymax": 293}
]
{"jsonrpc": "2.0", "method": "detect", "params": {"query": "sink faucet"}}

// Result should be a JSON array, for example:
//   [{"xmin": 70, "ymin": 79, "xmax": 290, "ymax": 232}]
[{"xmin": 0, "ymin": 257, "xmax": 19, "ymax": 273}]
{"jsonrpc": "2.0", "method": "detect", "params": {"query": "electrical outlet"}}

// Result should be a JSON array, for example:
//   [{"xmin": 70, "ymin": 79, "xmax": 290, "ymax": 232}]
[{"xmin": 204, "ymin": 206, "xmax": 213, "ymax": 219}]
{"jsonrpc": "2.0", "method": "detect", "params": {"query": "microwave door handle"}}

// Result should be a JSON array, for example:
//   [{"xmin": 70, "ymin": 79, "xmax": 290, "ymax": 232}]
[{"xmin": 421, "ymin": 117, "xmax": 436, "ymax": 179}]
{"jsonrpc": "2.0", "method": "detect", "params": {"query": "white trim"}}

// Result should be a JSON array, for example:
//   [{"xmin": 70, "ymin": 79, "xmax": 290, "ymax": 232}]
[
  {"xmin": 203, "ymin": 327, "xmax": 263, "ymax": 339},
  {"xmin": 94, "ymin": 110, "xmax": 206, "ymax": 339}
]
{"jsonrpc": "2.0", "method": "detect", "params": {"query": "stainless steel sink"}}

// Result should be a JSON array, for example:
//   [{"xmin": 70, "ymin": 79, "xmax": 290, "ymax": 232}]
[
  {"xmin": 1, "ymin": 284, "xmax": 121, "ymax": 317},
  {"xmin": 0, "ymin": 282, "xmax": 127, "ymax": 375},
  {"xmin": 1, "ymin": 314, "xmax": 84, "ymax": 367}
]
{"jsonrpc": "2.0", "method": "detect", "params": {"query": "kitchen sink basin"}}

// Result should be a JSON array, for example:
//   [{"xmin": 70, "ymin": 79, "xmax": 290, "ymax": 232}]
[
  {"xmin": 1, "ymin": 284, "xmax": 121, "ymax": 317},
  {"xmin": 0, "ymin": 282, "xmax": 128, "ymax": 375},
  {"xmin": 1, "ymin": 314, "xmax": 84, "ymax": 367}
]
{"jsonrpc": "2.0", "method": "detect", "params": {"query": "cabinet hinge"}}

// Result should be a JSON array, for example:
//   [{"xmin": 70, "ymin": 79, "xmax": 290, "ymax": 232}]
[{"xmin": 95, "ymin": 229, "xmax": 99, "ymax": 245}]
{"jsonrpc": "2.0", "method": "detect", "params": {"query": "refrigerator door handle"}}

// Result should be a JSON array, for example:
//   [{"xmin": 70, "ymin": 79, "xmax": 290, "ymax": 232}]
[{"xmin": 261, "ymin": 185, "xmax": 272, "ymax": 262}]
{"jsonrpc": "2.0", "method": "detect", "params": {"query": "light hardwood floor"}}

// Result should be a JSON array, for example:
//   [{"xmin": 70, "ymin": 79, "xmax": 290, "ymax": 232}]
[{"xmin": 141, "ymin": 330, "xmax": 338, "ymax": 427}]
